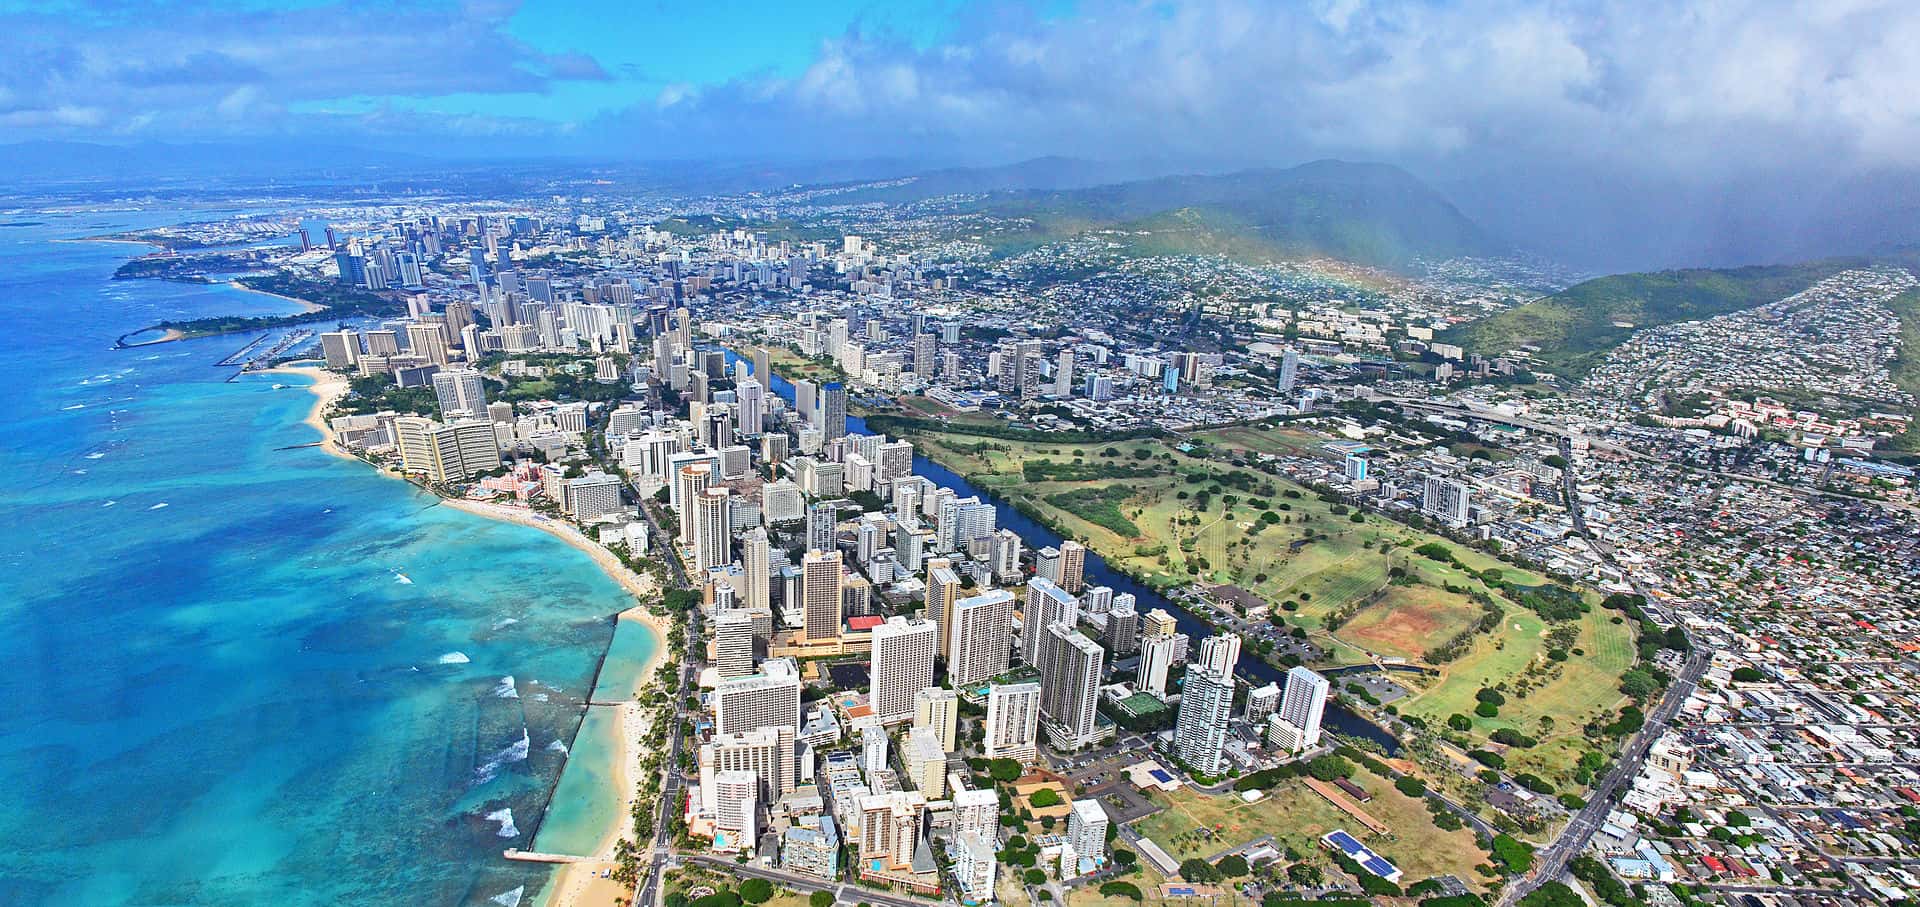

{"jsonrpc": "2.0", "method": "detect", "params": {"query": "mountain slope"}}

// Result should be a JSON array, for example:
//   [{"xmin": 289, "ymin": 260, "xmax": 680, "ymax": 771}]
[
  {"xmin": 975, "ymin": 160, "xmax": 1501, "ymax": 269},
  {"xmin": 1454, "ymin": 260, "xmax": 1861, "ymax": 378}
]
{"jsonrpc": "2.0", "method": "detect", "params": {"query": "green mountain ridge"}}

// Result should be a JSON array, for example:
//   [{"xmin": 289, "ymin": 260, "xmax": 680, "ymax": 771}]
[{"xmin": 1454, "ymin": 258, "xmax": 1880, "ymax": 379}]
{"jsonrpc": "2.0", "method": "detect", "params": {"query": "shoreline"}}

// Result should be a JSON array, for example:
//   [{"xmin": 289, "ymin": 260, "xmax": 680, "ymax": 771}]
[
  {"xmin": 268, "ymin": 362, "xmax": 667, "ymax": 907},
  {"xmin": 228, "ymin": 278, "xmax": 327, "ymax": 313}
]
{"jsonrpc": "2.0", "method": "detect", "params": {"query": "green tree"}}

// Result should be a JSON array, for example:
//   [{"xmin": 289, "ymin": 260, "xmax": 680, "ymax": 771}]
[
  {"xmin": 1490, "ymin": 834, "xmax": 1535, "ymax": 874},
  {"xmin": 1307, "ymin": 754, "xmax": 1354, "ymax": 781},
  {"xmin": 1517, "ymin": 882, "xmax": 1582, "ymax": 907},
  {"xmin": 810, "ymin": 892, "xmax": 833, "ymax": 907},
  {"xmin": 739, "ymin": 879, "xmax": 774, "ymax": 904},
  {"xmin": 1178, "ymin": 858, "xmax": 1221, "ymax": 882}
]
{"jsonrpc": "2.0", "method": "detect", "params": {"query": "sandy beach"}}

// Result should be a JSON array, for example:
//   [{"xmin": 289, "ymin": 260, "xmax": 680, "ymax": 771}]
[
  {"xmin": 270, "ymin": 362, "xmax": 669, "ymax": 907},
  {"xmin": 229, "ymin": 279, "xmax": 326, "ymax": 313},
  {"xmin": 543, "ymin": 665, "xmax": 657, "ymax": 907}
]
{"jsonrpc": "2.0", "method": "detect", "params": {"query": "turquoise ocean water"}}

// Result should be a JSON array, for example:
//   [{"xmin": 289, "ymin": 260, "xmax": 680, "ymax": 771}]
[{"xmin": 0, "ymin": 210, "xmax": 651, "ymax": 905}]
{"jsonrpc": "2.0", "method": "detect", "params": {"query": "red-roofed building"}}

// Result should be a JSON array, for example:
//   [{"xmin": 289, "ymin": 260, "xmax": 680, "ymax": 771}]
[{"xmin": 847, "ymin": 615, "xmax": 885, "ymax": 632}]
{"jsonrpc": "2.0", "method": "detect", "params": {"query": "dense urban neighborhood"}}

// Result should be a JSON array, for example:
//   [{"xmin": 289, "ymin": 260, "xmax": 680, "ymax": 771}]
[{"xmin": 83, "ymin": 182, "xmax": 1920, "ymax": 907}]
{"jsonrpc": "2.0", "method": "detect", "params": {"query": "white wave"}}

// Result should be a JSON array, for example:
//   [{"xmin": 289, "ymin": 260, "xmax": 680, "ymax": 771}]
[
  {"xmin": 546, "ymin": 739, "xmax": 568, "ymax": 755},
  {"xmin": 147, "ymin": 502, "xmax": 168, "ymax": 510},
  {"xmin": 491, "ymin": 617, "xmax": 519, "ymax": 630},
  {"xmin": 102, "ymin": 500, "xmax": 117, "ymax": 508},
  {"xmin": 392, "ymin": 570, "xmax": 413, "ymax": 585},
  {"xmin": 436, "ymin": 651, "xmax": 470, "ymax": 664},
  {"xmin": 501, "ymin": 728, "xmax": 530, "ymax": 763},
  {"xmin": 60, "ymin": 403, "xmax": 85, "ymax": 411},
  {"xmin": 72, "ymin": 469, "xmax": 86, "ymax": 475},
  {"xmin": 85, "ymin": 452, "xmax": 106, "ymax": 460},
  {"xmin": 484, "ymin": 808, "xmax": 519, "ymax": 839},
  {"xmin": 493, "ymin": 675, "xmax": 519, "ymax": 699},
  {"xmin": 491, "ymin": 886, "xmax": 525, "ymax": 907},
  {"xmin": 472, "ymin": 728, "xmax": 531, "ymax": 785}
]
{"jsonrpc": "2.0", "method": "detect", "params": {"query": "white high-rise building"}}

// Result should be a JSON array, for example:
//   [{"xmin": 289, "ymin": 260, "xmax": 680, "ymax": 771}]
[
  {"xmin": 715, "ymin": 609, "xmax": 756, "ymax": 679},
  {"xmin": 762, "ymin": 478, "xmax": 804, "ymax": 524},
  {"xmin": 675, "ymin": 463, "xmax": 713, "ymax": 545},
  {"xmin": 431, "ymin": 368, "xmax": 488, "ymax": 419},
  {"xmin": 714, "ymin": 658, "xmax": 802, "ymax": 736},
  {"xmin": 926, "ymin": 560, "xmax": 961, "ymax": 659},
  {"xmin": 1138, "ymin": 633, "xmax": 1176, "ymax": 698},
  {"xmin": 862, "ymin": 724, "xmax": 889, "ymax": 776},
  {"xmin": 1422, "ymin": 476, "xmax": 1471, "ymax": 529},
  {"xmin": 1022, "ymin": 578, "xmax": 1079, "ymax": 668},
  {"xmin": 806, "ymin": 500, "xmax": 836, "ymax": 553},
  {"xmin": 858, "ymin": 791, "xmax": 925, "ymax": 873},
  {"xmin": 869, "ymin": 616, "xmax": 937, "ymax": 724},
  {"xmin": 319, "ymin": 330, "xmax": 359, "ymax": 369},
  {"xmin": 953, "ymin": 787, "xmax": 999, "ymax": 843},
  {"xmin": 699, "ymin": 725, "xmax": 796, "ymax": 809},
  {"xmin": 954, "ymin": 832, "xmax": 997, "ymax": 903},
  {"xmin": 802, "ymin": 549, "xmax": 843, "ymax": 642},
  {"xmin": 1067, "ymin": 798, "xmax": 1110, "ymax": 870},
  {"xmin": 1198, "ymin": 633, "xmax": 1242, "ymax": 680},
  {"xmin": 1175, "ymin": 666, "xmax": 1234, "ymax": 775},
  {"xmin": 1246, "ymin": 682, "xmax": 1281, "ymax": 724},
  {"xmin": 1058, "ymin": 540, "xmax": 1086, "ymax": 593},
  {"xmin": 903, "ymin": 726, "xmax": 947, "ymax": 797},
  {"xmin": 949, "ymin": 589, "xmax": 1013, "ymax": 687},
  {"xmin": 394, "ymin": 417, "xmax": 500, "ymax": 483},
  {"xmin": 985, "ymin": 681, "xmax": 1041, "ymax": 763},
  {"xmin": 710, "ymin": 770, "xmax": 759, "ymax": 852},
  {"xmin": 694, "ymin": 488, "xmax": 733, "ymax": 571},
  {"xmin": 736, "ymin": 376, "xmax": 765, "ymax": 435},
  {"xmin": 1105, "ymin": 599, "xmax": 1139, "ymax": 655},
  {"xmin": 913, "ymin": 687, "xmax": 959, "ymax": 752},
  {"xmin": 989, "ymin": 529, "xmax": 1023, "ymax": 582},
  {"xmin": 1039, "ymin": 623, "xmax": 1104, "ymax": 751},
  {"xmin": 1278, "ymin": 347, "xmax": 1300, "ymax": 393},
  {"xmin": 1273, "ymin": 665, "xmax": 1330, "ymax": 753},
  {"xmin": 741, "ymin": 528, "xmax": 771, "ymax": 612}
]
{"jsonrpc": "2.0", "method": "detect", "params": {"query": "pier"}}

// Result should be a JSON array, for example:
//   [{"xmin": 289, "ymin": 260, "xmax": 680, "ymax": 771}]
[
  {"xmin": 214, "ymin": 334, "xmax": 269, "ymax": 367},
  {"xmin": 502, "ymin": 850, "xmax": 597, "ymax": 865}
]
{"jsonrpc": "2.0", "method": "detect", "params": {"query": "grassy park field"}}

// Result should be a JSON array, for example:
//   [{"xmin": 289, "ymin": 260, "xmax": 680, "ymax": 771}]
[
  {"xmin": 1132, "ymin": 780, "xmax": 1489, "ymax": 891},
  {"xmin": 900, "ymin": 421, "xmax": 1546, "ymax": 666},
  {"xmin": 896, "ymin": 417, "xmax": 1638, "ymax": 791}
]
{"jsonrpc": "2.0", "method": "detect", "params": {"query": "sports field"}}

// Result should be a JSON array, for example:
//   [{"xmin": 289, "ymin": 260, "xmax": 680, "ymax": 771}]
[
  {"xmin": 1337, "ymin": 584, "xmax": 1488, "ymax": 662},
  {"xmin": 1132, "ymin": 781, "xmax": 1488, "ymax": 889}
]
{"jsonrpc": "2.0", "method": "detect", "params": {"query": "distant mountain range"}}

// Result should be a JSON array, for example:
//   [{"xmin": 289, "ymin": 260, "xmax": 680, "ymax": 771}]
[{"xmin": 855, "ymin": 158, "xmax": 1503, "ymax": 270}]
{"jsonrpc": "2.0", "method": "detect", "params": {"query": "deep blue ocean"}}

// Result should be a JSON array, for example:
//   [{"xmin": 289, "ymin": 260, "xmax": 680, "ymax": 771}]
[{"xmin": 0, "ymin": 210, "xmax": 648, "ymax": 905}]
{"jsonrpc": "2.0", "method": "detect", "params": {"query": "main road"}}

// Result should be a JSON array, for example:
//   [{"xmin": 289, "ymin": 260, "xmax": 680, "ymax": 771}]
[
  {"xmin": 1497, "ymin": 436, "xmax": 1709, "ymax": 906},
  {"xmin": 634, "ymin": 491, "xmax": 702, "ymax": 907}
]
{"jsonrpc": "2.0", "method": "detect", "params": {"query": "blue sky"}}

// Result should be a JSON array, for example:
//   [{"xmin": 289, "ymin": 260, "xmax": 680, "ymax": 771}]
[
  {"xmin": 1, "ymin": 0, "xmax": 1915, "ymax": 183},
  {"xmin": 286, "ymin": 1, "xmax": 988, "ymax": 123}
]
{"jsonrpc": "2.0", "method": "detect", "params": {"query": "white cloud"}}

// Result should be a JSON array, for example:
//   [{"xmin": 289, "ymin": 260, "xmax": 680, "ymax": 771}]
[{"xmin": 601, "ymin": 0, "xmax": 1920, "ymax": 177}]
